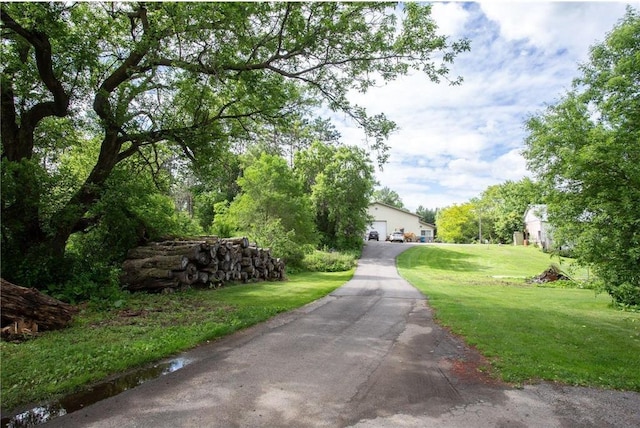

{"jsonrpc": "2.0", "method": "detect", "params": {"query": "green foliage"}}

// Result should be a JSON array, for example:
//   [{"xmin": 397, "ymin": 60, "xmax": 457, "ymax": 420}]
[
  {"xmin": 250, "ymin": 218, "xmax": 313, "ymax": 267},
  {"xmin": 477, "ymin": 178, "xmax": 545, "ymax": 243},
  {"xmin": 240, "ymin": 117, "xmax": 341, "ymax": 166},
  {"xmin": 436, "ymin": 203, "xmax": 478, "ymax": 243},
  {"xmin": 209, "ymin": 201, "xmax": 236, "ymax": 237},
  {"xmin": 606, "ymin": 282, "xmax": 640, "ymax": 309},
  {"xmin": 228, "ymin": 153, "xmax": 317, "ymax": 262},
  {"xmin": 193, "ymin": 191, "xmax": 222, "ymax": 231},
  {"xmin": 295, "ymin": 142, "xmax": 376, "ymax": 250},
  {"xmin": 523, "ymin": 8, "xmax": 640, "ymax": 307},
  {"xmin": 191, "ymin": 150, "xmax": 243, "ymax": 228},
  {"xmin": 1, "ymin": 158, "xmax": 52, "ymax": 284},
  {"xmin": 372, "ymin": 186, "xmax": 405, "ymax": 209},
  {"xmin": 300, "ymin": 250, "xmax": 360, "ymax": 273},
  {"xmin": 2, "ymin": 2, "xmax": 468, "ymax": 292},
  {"xmin": 70, "ymin": 160, "xmax": 203, "ymax": 259},
  {"xmin": 45, "ymin": 261, "xmax": 126, "ymax": 307},
  {"xmin": 416, "ymin": 205, "xmax": 438, "ymax": 225}
]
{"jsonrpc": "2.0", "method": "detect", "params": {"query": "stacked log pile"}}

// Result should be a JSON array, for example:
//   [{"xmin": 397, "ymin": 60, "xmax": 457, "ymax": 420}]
[{"xmin": 120, "ymin": 237, "xmax": 285, "ymax": 292}]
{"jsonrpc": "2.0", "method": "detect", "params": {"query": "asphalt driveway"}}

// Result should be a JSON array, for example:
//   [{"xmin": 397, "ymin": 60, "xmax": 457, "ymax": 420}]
[{"xmin": 46, "ymin": 242, "xmax": 640, "ymax": 427}]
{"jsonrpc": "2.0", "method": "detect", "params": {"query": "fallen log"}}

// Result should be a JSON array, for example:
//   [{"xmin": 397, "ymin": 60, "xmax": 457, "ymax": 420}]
[
  {"xmin": 1, "ymin": 278, "xmax": 78, "ymax": 336},
  {"xmin": 121, "ymin": 268, "xmax": 174, "ymax": 284},
  {"xmin": 127, "ymin": 245, "xmax": 203, "ymax": 260},
  {"xmin": 122, "ymin": 255, "xmax": 189, "ymax": 271},
  {"xmin": 226, "ymin": 236, "xmax": 250, "ymax": 248},
  {"xmin": 126, "ymin": 278, "xmax": 180, "ymax": 292},
  {"xmin": 172, "ymin": 270, "xmax": 197, "ymax": 285}
]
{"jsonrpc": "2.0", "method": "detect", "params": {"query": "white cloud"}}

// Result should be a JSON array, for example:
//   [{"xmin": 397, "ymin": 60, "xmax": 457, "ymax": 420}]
[
  {"xmin": 431, "ymin": 2, "xmax": 471, "ymax": 38},
  {"xmin": 328, "ymin": 2, "xmax": 632, "ymax": 212},
  {"xmin": 479, "ymin": 2, "xmax": 629, "ymax": 56}
]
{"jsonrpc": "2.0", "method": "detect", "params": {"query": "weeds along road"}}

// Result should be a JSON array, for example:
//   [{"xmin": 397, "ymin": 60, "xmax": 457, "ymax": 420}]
[{"xmin": 48, "ymin": 242, "xmax": 640, "ymax": 428}]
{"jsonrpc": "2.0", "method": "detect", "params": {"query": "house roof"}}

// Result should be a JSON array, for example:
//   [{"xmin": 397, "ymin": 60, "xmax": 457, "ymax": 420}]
[{"xmin": 369, "ymin": 201, "xmax": 435, "ymax": 228}]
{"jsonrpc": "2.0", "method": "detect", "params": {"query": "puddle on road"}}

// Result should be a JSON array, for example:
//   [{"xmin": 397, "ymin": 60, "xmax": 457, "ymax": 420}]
[{"xmin": 1, "ymin": 357, "xmax": 191, "ymax": 428}]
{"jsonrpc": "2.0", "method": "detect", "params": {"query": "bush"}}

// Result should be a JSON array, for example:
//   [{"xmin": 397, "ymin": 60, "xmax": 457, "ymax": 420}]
[
  {"xmin": 45, "ymin": 259, "xmax": 127, "ymax": 307},
  {"xmin": 300, "ymin": 249, "xmax": 359, "ymax": 272},
  {"xmin": 248, "ymin": 218, "xmax": 313, "ymax": 268},
  {"xmin": 605, "ymin": 282, "xmax": 640, "ymax": 310}
]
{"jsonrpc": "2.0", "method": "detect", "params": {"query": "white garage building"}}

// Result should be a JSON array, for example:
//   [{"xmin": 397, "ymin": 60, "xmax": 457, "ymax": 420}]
[{"xmin": 367, "ymin": 202, "xmax": 435, "ymax": 242}]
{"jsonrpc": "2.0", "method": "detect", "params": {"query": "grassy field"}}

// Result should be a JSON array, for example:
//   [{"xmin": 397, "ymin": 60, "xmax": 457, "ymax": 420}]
[
  {"xmin": 0, "ymin": 270, "xmax": 353, "ymax": 412},
  {"xmin": 397, "ymin": 244, "xmax": 640, "ymax": 391}
]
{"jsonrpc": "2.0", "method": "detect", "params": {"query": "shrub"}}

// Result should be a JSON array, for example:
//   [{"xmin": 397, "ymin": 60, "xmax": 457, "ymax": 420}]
[
  {"xmin": 45, "ymin": 259, "xmax": 126, "ymax": 306},
  {"xmin": 301, "ymin": 249, "xmax": 359, "ymax": 272},
  {"xmin": 605, "ymin": 282, "xmax": 640, "ymax": 310},
  {"xmin": 248, "ymin": 218, "xmax": 313, "ymax": 268}
]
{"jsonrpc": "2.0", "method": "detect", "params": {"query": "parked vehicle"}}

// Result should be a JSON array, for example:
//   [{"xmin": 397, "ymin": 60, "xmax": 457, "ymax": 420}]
[
  {"xmin": 368, "ymin": 230, "xmax": 379, "ymax": 241},
  {"xmin": 390, "ymin": 232, "xmax": 405, "ymax": 243}
]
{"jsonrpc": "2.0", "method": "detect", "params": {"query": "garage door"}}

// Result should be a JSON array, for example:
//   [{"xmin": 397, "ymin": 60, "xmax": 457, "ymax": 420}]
[{"xmin": 370, "ymin": 221, "xmax": 387, "ymax": 240}]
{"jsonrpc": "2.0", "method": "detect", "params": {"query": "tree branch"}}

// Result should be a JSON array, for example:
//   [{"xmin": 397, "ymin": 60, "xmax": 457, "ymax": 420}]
[
  {"xmin": 93, "ymin": 5, "xmax": 150, "ymax": 127},
  {"xmin": 1, "ymin": 7, "xmax": 70, "ymax": 160}
]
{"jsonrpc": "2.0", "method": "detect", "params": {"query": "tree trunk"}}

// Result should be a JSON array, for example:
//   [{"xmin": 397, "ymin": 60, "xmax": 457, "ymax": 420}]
[{"xmin": 0, "ymin": 278, "xmax": 78, "ymax": 337}]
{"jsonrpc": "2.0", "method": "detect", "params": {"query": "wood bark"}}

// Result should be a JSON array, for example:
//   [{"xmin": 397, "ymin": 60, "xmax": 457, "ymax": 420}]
[
  {"xmin": 120, "ymin": 236, "xmax": 286, "ymax": 292},
  {"xmin": 122, "ymin": 255, "xmax": 189, "ymax": 271},
  {"xmin": 1, "ymin": 278, "xmax": 78, "ymax": 337}
]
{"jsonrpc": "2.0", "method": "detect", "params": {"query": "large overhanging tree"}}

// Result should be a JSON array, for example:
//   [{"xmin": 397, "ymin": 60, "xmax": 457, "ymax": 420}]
[
  {"xmin": 523, "ymin": 8, "xmax": 639, "ymax": 306},
  {"xmin": 1, "ymin": 2, "xmax": 469, "ymax": 286}
]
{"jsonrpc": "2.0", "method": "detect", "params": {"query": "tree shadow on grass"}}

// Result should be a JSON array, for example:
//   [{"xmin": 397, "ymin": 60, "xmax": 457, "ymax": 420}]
[{"xmin": 406, "ymin": 246, "xmax": 490, "ymax": 273}]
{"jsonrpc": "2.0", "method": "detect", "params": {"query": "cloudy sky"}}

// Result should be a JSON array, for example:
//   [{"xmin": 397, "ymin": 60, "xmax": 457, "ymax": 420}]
[{"xmin": 331, "ymin": 1, "xmax": 633, "ymax": 212}]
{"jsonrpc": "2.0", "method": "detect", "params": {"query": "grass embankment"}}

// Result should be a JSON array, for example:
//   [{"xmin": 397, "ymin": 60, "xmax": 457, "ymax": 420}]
[
  {"xmin": 397, "ymin": 244, "xmax": 640, "ymax": 391},
  {"xmin": 0, "ymin": 270, "xmax": 353, "ymax": 412}
]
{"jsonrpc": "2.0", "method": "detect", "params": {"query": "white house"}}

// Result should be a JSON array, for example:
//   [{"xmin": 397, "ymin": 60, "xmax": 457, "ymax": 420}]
[
  {"xmin": 524, "ymin": 204, "xmax": 553, "ymax": 250},
  {"xmin": 367, "ymin": 202, "xmax": 435, "ymax": 242}
]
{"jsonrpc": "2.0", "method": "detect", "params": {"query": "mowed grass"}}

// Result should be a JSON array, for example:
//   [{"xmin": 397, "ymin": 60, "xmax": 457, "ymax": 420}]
[
  {"xmin": 0, "ymin": 270, "xmax": 352, "ymax": 412},
  {"xmin": 397, "ymin": 244, "xmax": 640, "ymax": 391}
]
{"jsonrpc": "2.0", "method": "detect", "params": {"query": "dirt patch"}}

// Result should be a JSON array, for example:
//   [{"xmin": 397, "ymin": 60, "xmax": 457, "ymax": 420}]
[
  {"xmin": 435, "ymin": 322, "xmax": 507, "ymax": 388},
  {"xmin": 448, "ymin": 352, "xmax": 504, "ymax": 387}
]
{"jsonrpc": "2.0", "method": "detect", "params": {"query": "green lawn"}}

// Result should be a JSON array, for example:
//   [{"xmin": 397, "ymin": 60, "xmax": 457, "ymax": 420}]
[
  {"xmin": 397, "ymin": 244, "xmax": 640, "ymax": 391},
  {"xmin": 0, "ymin": 271, "xmax": 352, "ymax": 412}
]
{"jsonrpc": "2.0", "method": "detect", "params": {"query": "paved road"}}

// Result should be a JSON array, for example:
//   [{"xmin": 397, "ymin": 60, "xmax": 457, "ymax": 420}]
[{"xmin": 48, "ymin": 242, "xmax": 640, "ymax": 427}]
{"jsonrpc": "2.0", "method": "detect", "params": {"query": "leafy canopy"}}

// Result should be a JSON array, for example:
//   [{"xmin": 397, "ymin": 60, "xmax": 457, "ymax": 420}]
[
  {"xmin": 1, "ymin": 2, "xmax": 469, "ymax": 287},
  {"xmin": 523, "ymin": 7, "xmax": 640, "ymax": 306},
  {"xmin": 435, "ymin": 202, "xmax": 478, "ymax": 244},
  {"xmin": 476, "ymin": 178, "xmax": 544, "ymax": 244},
  {"xmin": 372, "ymin": 186, "xmax": 405, "ymax": 209},
  {"xmin": 295, "ymin": 141, "xmax": 376, "ymax": 250},
  {"xmin": 416, "ymin": 206, "xmax": 438, "ymax": 225},
  {"xmin": 226, "ymin": 153, "xmax": 316, "ymax": 265}
]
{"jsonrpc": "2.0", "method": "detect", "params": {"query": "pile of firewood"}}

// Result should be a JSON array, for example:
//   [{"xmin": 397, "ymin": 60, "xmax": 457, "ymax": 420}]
[
  {"xmin": 120, "ymin": 237, "xmax": 285, "ymax": 292},
  {"xmin": 527, "ymin": 265, "xmax": 569, "ymax": 284}
]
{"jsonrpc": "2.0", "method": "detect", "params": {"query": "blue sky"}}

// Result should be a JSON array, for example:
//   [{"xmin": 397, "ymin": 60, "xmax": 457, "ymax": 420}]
[{"xmin": 331, "ymin": 1, "xmax": 633, "ymax": 212}]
